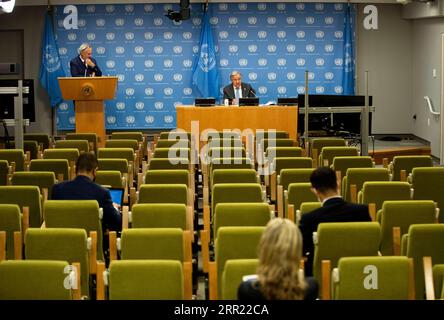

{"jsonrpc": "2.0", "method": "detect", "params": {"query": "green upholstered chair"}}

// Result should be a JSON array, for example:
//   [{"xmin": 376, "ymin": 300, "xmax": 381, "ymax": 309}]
[
  {"xmin": 318, "ymin": 146, "xmax": 359, "ymax": 168},
  {"xmin": 138, "ymin": 184, "xmax": 188, "ymax": 205},
  {"xmin": 156, "ymin": 139, "xmax": 190, "ymax": 149},
  {"xmin": 95, "ymin": 170, "xmax": 125, "ymax": 189},
  {"xmin": 11, "ymin": 171, "xmax": 57, "ymax": 199},
  {"xmin": 0, "ymin": 186, "xmax": 41, "ymax": 228},
  {"xmin": 432, "ymin": 264, "xmax": 444, "ymax": 299},
  {"xmin": 211, "ymin": 169, "xmax": 258, "ymax": 189},
  {"xmin": 358, "ymin": 181, "xmax": 411, "ymax": 213},
  {"xmin": 332, "ymin": 256, "xmax": 414, "ymax": 300},
  {"xmin": 221, "ymin": 259, "xmax": 259, "ymax": 300},
  {"xmin": 255, "ymin": 130, "xmax": 289, "ymax": 140},
  {"xmin": 29, "ymin": 159, "xmax": 71, "ymax": 181},
  {"xmin": 43, "ymin": 148, "xmax": 79, "ymax": 163},
  {"xmin": 209, "ymin": 226, "xmax": 265, "ymax": 300},
  {"xmin": 286, "ymin": 183, "xmax": 318, "ymax": 222},
  {"xmin": 259, "ymin": 138, "xmax": 294, "ymax": 153},
  {"xmin": 265, "ymin": 146, "xmax": 303, "ymax": 160},
  {"xmin": 0, "ymin": 149, "xmax": 25, "ymax": 172},
  {"xmin": 404, "ymin": 224, "xmax": 444, "ymax": 299},
  {"xmin": 331, "ymin": 156, "xmax": 374, "ymax": 179},
  {"xmin": 206, "ymin": 147, "xmax": 246, "ymax": 162},
  {"xmin": 43, "ymin": 200, "xmax": 104, "ymax": 261},
  {"xmin": 159, "ymin": 131, "xmax": 191, "ymax": 141},
  {"xmin": 0, "ymin": 260, "xmax": 73, "ymax": 300},
  {"xmin": 342, "ymin": 168, "xmax": 390, "ymax": 202},
  {"xmin": 98, "ymin": 158, "xmax": 128, "ymax": 174},
  {"xmin": 131, "ymin": 203, "xmax": 188, "ymax": 230},
  {"xmin": 106, "ymin": 260, "xmax": 184, "ymax": 300},
  {"xmin": 205, "ymin": 138, "xmax": 243, "ymax": 149},
  {"xmin": 296, "ymin": 202, "xmax": 322, "ymax": 225},
  {"xmin": 105, "ymin": 139, "xmax": 139, "ymax": 151},
  {"xmin": 310, "ymin": 138, "xmax": 346, "ymax": 159},
  {"xmin": 97, "ymin": 148, "xmax": 135, "ymax": 163},
  {"xmin": 110, "ymin": 131, "xmax": 143, "ymax": 142},
  {"xmin": 55, "ymin": 140, "xmax": 89, "ymax": 153},
  {"xmin": 390, "ymin": 155, "xmax": 432, "ymax": 181},
  {"xmin": 24, "ymin": 133, "xmax": 52, "ymax": 150},
  {"xmin": 313, "ymin": 222, "xmax": 381, "ymax": 299},
  {"xmin": 148, "ymin": 158, "xmax": 190, "ymax": 171},
  {"xmin": 411, "ymin": 167, "xmax": 444, "ymax": 223},
  {"xmin": 65, "ymin": 133, "xmax": 97, "ymax": 153},
  {"xmin": 378, "ymin": 200, "xmax": 437, "ymax": 256},
  {"xmin": 152, "ymin": 147, "xmax": 191, "ymax": 160},
  {"xmin": 144, "ymin": 169, "xmax": 189, "ymax": 186},
  {"xmin": 0, "ymin": 160, "xmax": 9, "ymax": 185},
  {"xmin": 0, "ymin": 204, "xmax": 23, "ymax": 260},
  {"xmin": 25, "ymin": 228, "xmax": 90, "ymax": 297},
  {"xmin": 8, "ymin": 141, "xmax": 39, "ymax": 160}
]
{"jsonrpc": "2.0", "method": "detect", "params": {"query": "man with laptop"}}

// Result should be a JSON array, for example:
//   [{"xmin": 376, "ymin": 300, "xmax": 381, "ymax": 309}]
[
  {"xmin": 52, "ymin": 152, "xmax": 122, "ymax": 234},
  {"xmin": 223, "ymin": 71, "xmax": 256, "ymax": 105}
]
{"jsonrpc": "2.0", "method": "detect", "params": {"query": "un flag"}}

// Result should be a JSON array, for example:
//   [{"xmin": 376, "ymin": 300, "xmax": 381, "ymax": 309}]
[
  {"xmin": 39, "ymin": 12, "xmax": 66, "ymax": 108},
  {"xmin": 192, "ymin": 10, "xmax": 220, "ymax": 99},
  {"xmin": 342, "ymin": 4, "xmax": 355, "ymax": 95}
]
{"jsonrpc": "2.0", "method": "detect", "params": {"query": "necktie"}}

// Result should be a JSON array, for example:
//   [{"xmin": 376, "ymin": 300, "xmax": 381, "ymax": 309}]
[{"xmin": 235, "ymin": 87, "xmax": 241, "ymax": 99}]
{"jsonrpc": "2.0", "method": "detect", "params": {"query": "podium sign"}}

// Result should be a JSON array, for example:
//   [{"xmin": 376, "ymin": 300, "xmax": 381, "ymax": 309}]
[{"xmin": 58, "ymin": 76, "xmax": 118, "ymax": 148}]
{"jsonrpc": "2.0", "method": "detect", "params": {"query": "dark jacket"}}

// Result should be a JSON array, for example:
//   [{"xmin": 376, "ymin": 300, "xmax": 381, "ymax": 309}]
[
  {"xmin": 299, "ymin": 197, "xmax": 371, "ymax": 276},
  {"xmin": 51, "ymin": 175, "xmax": 121, "ymax": 232},
  {"xmin": 70, "ymin": 55, "xmax": 102, "ymax": 77},
  {"xmin": 238, "ymin": 276, "xmax": 319, "ymax": 300},
  {"xmin": 222, "ymin": 82, "xmax": 255, "ymax": 101}
]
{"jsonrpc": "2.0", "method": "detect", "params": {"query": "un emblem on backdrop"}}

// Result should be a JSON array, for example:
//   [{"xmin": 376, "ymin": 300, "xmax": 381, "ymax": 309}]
[
  {"xmin": 277, "ymin": 59, "xmax": 286, "ymax": 67},
  {"xmin": 258, "ymin": 58, "xmax": 267, "ymax": 67},
  {"xmin": 144, "ymin": 5, "xmax": 153, "ymax": 12},
  {"xmin": 248, "ymin": 17, "xmax": 257, "ymax": 25},
  {"xmin": 335, "ymin": 58, "xmax": 343, "ymax": 66},
  {"xmin": 125, "ymin": 88, "xmax": 135, "ymax": 96},
  {"xmin": 69, "ymin": 117, "xmax": 76, "ymax": 125},
  {"xmin": 155, "ymin": 102, "xmax": 164, "ymax": 110},
  {"xmin": 248, "ymin": 45, "xmax": 257, "ymax": 53},
  {"xmin": 115, "ymin": 18, "xmax": 124, "ymax": 27},
  {"xmin": 258, "ymin": 3, "xmax": 267, "ymax": 11},
  {"xmin": 154, "ymin": 74, "xmax": 164, "ymax": 82},
  {"xmin": 144, "ymin": 60, "xmax": 154, "ymax": 68},
  {"xmin": 296, "ymin": 4, "xmax": 305, "ymax": 10},
  {"xmin": 145, "ymin": 88, "xmax": 154, "ymax": 96},
  {"xmin": 78, "ymin": 19, "xmax": 86, "ymax": 28},
  {"xmin": 135, "ymin": 102, "xmax": 144, "ymax": 110},
  {"xmin": 287, "ymin": 44, "xmax": 296, "ymax": 53},
  {"xmin": 116, "ymin": 47, "xmax": 125, "ymax": 55},
  {"xmin": 277, "ymin": 31, "xmax": 286, "ymax": 39},
  {"xmin": 107, "ymin": 116, "xmax": 116, "ymax": 124},
  {"xmin": 183, "ymin": 32, "xmax": 192, "ymax": 40},
  {"xmin": 145, "ymin": 116, "xmax": 154, "ymax": 124},
  {"xmin": 134, "ymin": 18, "xmax": 143, "ymax": 27},
  {"xmin": 173, "ymin": 46, "xmax": 183, "ymax": 54},
  {"xmin": 238, "ymin": 3, "xmax": 248, "ymax": 10},
  {"xmin": 239, "ymin": 59, "xmax": 248, "ymax": 67},
  {"xmin": 86, "ymin": 5, "xmax": 95, "ymax": 13},
  {"xmin": 125, "ymin": 5, "xmax": 134, "ymax": 13},
  {"xmin": 220, "ymin": 59, "xmax": 229, "ymax": 67},
  {"xmin": 164, "ymin": 88, "xmax": 173, "ymax": 96},
  {"xmin": 117, "ymin": 74, "xmax": 125, "ymax": 82},
  {"xmin": 335, "ymin": 4, "xmax": 343, "ymax": 10},
  {"xmin": 59, "ymin": 103, "xmax": 69, "ymax": 111},
  {"xmin": 173, "ymin": 74, "xmax": 183, "ymax": 82},
  {"xmin": 315, "ymin": 58, "xmax": 325, "ymax": 66},
  {"xmin": 164, "ymin": 4, "xmax": 173, "ymax": 11},
  {"xmin": 219, "ymin": 31, "xmax": 228, "ymax": 40},
  {"xmin": 287, "ymin": 17, "xmax": 295, "ymax": 25},
  {"xmin": 96, "ymin": 47, "xmax": 105, "ymax": 55},
  {"xmin": 126, "ymin": 116, "xmax": 135, "ymax": 124},
  {"xmin": 135, "ymin": 74, "xmax": 144, "ymax": 82},
  {"xmin": 267, "ymin": 17, "xmax": 276, "ymax": 25},
  {"xmin": 306, "ymin": 44, "xmax": 315, "ymax": 53},
  {"xmin": 183, "ymin": 60, "xmax": 193, "ymax": 68},
  {"xmin": 125, "ymin": 32, "xmax": 134, "ymax": 41},
  {"xmin": 249, "ymin": 72, "xmax": 257, "ymax": 81},
  {"xmin": 296, "ymin": 31, "xmax": 305, "ymax": 39},
  {"xmin": 297, "ymin": 86, "xmax": 305, "ymax": 94},
  {"xmin": 325, "ymin": 72, "xmax": 334, "ymax": 80},
  {"xmin": 258, "ymin": 86, "xmax": 267, "ymax": 94},
  {"xmin": 183, "ymin": 88, "xmax": 192, "ymax": 95},
  {"xmin": 277, "ymin": 3, "xmax": 286, "ymax": 11},
  {"xmin": 268, "ymin": 73, "xmax": 277, "ymax": 81},
  {"xmin": 219, "ymin": 4, "xmax": 228, "ymax": 10},
  {"xmin": 308, "ymin": 72, "xmax": 315, "ymax": 80},
  {"xmin": 105, "ymin": 60, "xmax": 114, "ymax": 69},
  {"xmin": 229, "ymin": 45, "xmax": 239, "ymax": 53},
  {"xmin": 238, "ymin": 31, "xmax": 248, "ymax": 39},
  {"xmin": 335, "ymin": 31, "xmax": 343, "ymax": 39},
  {"xmin": 154, "ymin": 46, "xmax": 163, "ymax": 54},
  {"xmin": 87, "ymin": 33, "xmax": 95, "ymax": 41},
  {"xmin": 164, "ymin": 116, "xmax": 174, "ymax": 124},
  {"xmin": 67, "ymin": 33, "xmax": 76, "ymax": 41},
  {"xmin": 278, "ymin": 86, "xmax": 287, "ymax": 94},
  {"xmin": 96, "ymin": 19, "xmax": 105, "ymax": 27},
  {"xmin": 258, "ymin": 31, "xmax": 267, "ymax": 39},
  {"xmin": 316, "ymin": 4, "xmax": 324, "ymax": 11},
  {"xmin": 306, "ymin": 17, "xmax": 315, "ymax": 25},
  {"xmin": 154, "ymin": 18, "xmax": 163, "ymax": 26},
  {"xmin": 316, "ymin": 86, "xmax": 325, "ymax": 94},
  {"xmin": 144, "ymin": 32, "xmax": 154, "ymax": 40},
  {"xmin": 164, "ymin": 60, "xmax": 173, "ymax": 68},
  {"xmin": 316, "ymin": 31, "xmax": 325, "ymax": 39},
  {"xmin": 325, "ymin": 17, "xmax": 334, "ymax": 25},
  {"xmin": 335, "ymin": 86, "xmax": 344, "ymax": 94},
  {"xmin": 105, "ymin": 5, "xmax": 115, "ymax": 13},
  {"xmin": 106, "ymin": 33, "xmax": 115, "ymax": 41},
  {"xmin": 229, "ymin": 17, "xmax": 238, "ymax": 25},
  {"xmin": 164, "ymin": 32, "xmax": 173, "ymax": 40},
  {"xmin": 287, "ymin": 72, "xmax": 296, "ymax": 81},
  {"xmin": 210, "ymin": 17, "xmax": 218, "ymax": 25},
  {"xmin": 192, "ymin": 17, "xmax": 201, "ymax": 26},
  {"xmin": 135, "ymin": 46, "xmax": 144, "ymax": 55},
  {"xmin": 325, "ymin": 45, "xmax": 334, "ymax": 53}
]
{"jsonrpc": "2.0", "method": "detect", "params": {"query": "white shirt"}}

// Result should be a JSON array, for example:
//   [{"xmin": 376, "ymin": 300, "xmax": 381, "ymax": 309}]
[
  {"xmin": 234, "ymin": 86, "xmax": 242, "ymax": 99},
  {"xmin": 321, "ymin": 195, "xmax": 342, "ymax": 206}
]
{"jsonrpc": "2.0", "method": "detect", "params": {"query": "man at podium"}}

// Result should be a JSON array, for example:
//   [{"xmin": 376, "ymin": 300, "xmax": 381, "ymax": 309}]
[
  {"xmin": 222, "ymin": 71, "xmax": 256, "ymax": 105},
  {"xmin": 70, "ymin": 43, "xmax": 102, "ymax": 77}
]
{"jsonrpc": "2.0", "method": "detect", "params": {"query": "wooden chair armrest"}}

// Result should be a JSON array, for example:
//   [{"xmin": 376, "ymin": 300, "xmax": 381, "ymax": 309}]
[
  {"xmin": 277, "ymin": 185, "xmax": 284, "ymax": 218},
  {"xmin": 13, "ymin": 231, "xmax": 22, "ymax": 260},
  {"xmin": 392, "ymin": 226, "xmax": 401, "ymax": 256},
  {"xmin": 271, "ymin": 172, "xmax": 277, "ymax": 202},
  {"xmin": 89, "ymin": 231, "xmax": 98, "ymax": 274},
  {"xmin": 368, "ymin": 203, "xmax": 376, "ymax": 222},
  {"xmin": 321, "ymin": 260, "xmax": 331, "ymax": 300},
  {"xmin": 109, "ymin": 231, "xmax": 117, "ymax": 263},
  {"xmin": 129, "ymin": 187, "xmax": 137, "ymax": 210},
  {"xmin": 203, "ymin": 186, "xmax": 209, "ymax": 207},
  {"xmin": 96, "ymin": 261, "xmax": 106, "ymax": 300},
  {"xmin": 0, "ymin": 231, "xmax": 5, "ymax": 262},
  {"xmin": 400, "ymin": 169, "xmax": 407, "ymax": 182},
  {"xmin": 203, "ymin": 205, "xmax": 211, "ymax": 234},
  {"xmin": 287, "ymin": 204, "xmax": 295, "ymax": 223},
  {"xmin": 200, "ymin": 229, "xmax": 210, "ymax": 273},
  {"xmin": 186, "ymin": 206, "xmax": 194, "ymax": 236},
  {"xmin": 22, "ymin": 206, "xmax": 29, "ymax": 237},
  {"xmin": 121, "ymin": 206, "xmax": 129, "ymax": 230},
  {"xmin": 209, "ymin": 261, "xmax": 217, "ymax": 300},
  {"xmin": 350, "ymin": 184, "xmax": 357, "ymax": 203},
  {"xmin": 183, "ymin": 261, "xmax": 193, "ymax": 300}
]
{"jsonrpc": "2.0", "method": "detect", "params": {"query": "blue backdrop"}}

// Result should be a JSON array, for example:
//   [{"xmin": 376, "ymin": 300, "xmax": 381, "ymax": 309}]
[{"xmin": 54, "ymin": 2, "xmax": 356, "ymax": 130}]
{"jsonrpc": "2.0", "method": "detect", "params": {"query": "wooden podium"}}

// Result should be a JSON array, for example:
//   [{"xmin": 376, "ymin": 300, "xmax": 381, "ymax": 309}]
[{"xmin": 58, "ymin": 76, "xmax": 118, "ymax": 148}]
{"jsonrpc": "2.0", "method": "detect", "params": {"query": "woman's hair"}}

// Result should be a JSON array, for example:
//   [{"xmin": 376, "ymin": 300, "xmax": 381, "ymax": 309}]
[{"xmin": 256, "ymin": 218, "xmax": 306, "ymax": 300}]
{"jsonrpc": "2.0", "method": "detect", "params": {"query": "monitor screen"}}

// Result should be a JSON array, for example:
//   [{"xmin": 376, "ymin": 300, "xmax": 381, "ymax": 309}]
[
  {"xmin": 108, "ymin": 188, "xmax": 124, "ymax": 207},
  {"xmin": 0, "ymin": 79, "xmax": 35, "ymax": 122},
  {"xmin": 277, "ymin": 98, "xmax": 298, "ymax": 106},
  {"xmin": 195, "ymin": 98, "xmax": 216, "ymax": 107},
  {"xmin": 239, "ymin": 97, "xmax": 259, "ymax": 106}
]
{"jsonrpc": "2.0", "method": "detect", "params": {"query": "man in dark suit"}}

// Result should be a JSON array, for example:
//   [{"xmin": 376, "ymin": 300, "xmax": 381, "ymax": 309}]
[
  {"xmin": 222, "ymin": 71, "xmax": 256, "ymax": 104},
  {"xmin": 299, "ymin": 167, "xmax": 371, "ymax": 276},
  {"xmin": 70, "ymin": 43, "xmax": 102, "ymax": 77},
  {"xmin": 51, "ymin": 152, "xmax": 121, "ymax": 233}
]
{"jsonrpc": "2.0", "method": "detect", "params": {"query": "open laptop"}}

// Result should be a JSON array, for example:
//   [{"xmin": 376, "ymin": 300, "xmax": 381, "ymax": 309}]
[
  {"xmin": 239, "ymin": 97, "xmax": 259, "ymax": 106},
  {"xmin": 108, "ymin": 187, "xmax": 125, "ymax": 207},
  {"xmin": 195, "ymin": 98, "xmax": 216, "ymax": 107}
]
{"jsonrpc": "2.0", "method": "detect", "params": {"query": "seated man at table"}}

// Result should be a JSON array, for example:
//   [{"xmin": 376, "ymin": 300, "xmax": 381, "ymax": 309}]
[{"xmin": 222, "ymin": 71, "xmax": 256, "ymax": 105}]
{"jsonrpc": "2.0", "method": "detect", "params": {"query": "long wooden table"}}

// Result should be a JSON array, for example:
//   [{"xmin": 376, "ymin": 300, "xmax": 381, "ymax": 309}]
[{"xmin": 176, "ymin": 105, "xmax": 298, "ymax": 142}]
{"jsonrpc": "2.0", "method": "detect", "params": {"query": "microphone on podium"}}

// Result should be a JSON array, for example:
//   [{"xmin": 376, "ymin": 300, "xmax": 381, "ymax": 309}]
[{"xmin": 248, "ymin": 87, "xmax": 256, "ymax": 97}]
